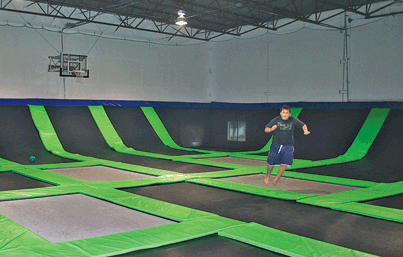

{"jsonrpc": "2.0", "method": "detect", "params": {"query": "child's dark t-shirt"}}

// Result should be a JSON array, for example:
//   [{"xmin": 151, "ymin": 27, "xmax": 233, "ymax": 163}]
[{"xmin": 265, "ymin": 116, "xmax": 305, "ymax": 146}]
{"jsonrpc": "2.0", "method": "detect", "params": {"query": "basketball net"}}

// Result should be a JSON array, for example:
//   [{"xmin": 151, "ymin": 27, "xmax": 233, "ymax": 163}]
[{"xmin": 73, "ymin": 70, "xmax": 85, "ymax": 83}]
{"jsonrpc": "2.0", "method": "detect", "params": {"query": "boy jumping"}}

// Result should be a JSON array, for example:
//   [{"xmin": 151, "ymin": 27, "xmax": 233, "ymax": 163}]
[{"xmin": 264, "ymin": 105, "xmax": 310, "ymax": 185}]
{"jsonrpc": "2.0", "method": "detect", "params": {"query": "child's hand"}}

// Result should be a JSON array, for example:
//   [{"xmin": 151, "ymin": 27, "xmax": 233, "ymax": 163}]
[
  {"xmin": 265, "ymin": 125, "xmax": 277, "ymax": 133},
  {"xmin": 304, "ymin": 130, "xmax": 310, "ymax": 135}
]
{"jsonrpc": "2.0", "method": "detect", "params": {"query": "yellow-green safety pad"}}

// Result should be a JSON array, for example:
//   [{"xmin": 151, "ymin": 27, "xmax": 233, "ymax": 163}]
[
  {"xmin": 219, "ymin": 223, "xmax": 377, "ymax": 257},
  {"xmin": 0, "ymin": 105, "xmax": 398, "ymax": 256},
  {"xmin": 298, "ymin": 182, "xmax": 403, "ymax": 207}
]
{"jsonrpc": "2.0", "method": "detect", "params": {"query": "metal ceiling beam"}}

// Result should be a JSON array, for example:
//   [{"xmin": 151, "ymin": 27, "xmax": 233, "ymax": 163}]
[
  {"xmin": 0, "ymin": 1, "xmax": 215, "ymax": 41},
  {"xmin": 317, "ymin": 0, "xmax": 369, "ymax": 16},
  {"xmin": 28, "ymin": 0, "xmax": 248, "ymax": 36},
  {"xmin": 225, "ymin": 0, "xmax": 343, "ymax": 30},
  {"xmin": 2, "ymin": 0, "xmax": 401, "ymax": 41}
]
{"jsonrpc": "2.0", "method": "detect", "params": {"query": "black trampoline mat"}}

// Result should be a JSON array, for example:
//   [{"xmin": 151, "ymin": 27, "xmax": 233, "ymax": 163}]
[
  {"xmin": 45, "ymin": 106, "xmax": 228, "ymax": 174},
  {"xmin": 292, "ymin": 109, "xmax": 370, "ymax": 160},
  {"xmin": 120, "ymin": 182, "xmax": 403, "ymax": 257},
  {"xmin": 0, "ymin": 171, "xmax": 54, "ymax": 191},
  {"xmin": 364, "ymin": 193, "xmax": 403, "ymax": 210},
  {"xmin": 289, "ymin": 109, "xmax": 403, "ymax": 183},
  {"xmin": 104, "ymin": 107, "xmax": 202, "ymax": 156},
  {"xmin": 0, "ymin": 106, "xmax": 76, "ymax": 165},
  {"xmin": 117, "ymin": 234, "xmax": 284, "ymax": 257}
]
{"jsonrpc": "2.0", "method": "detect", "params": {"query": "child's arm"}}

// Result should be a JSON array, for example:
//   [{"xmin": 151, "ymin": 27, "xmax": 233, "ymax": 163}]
[
  {"xmin": 265, "ymin": 125, "xmax": 278, "ymax": 133},
  {"xmin": 302, "ymin": 125, "xmax": 310, "ymax": 135}
]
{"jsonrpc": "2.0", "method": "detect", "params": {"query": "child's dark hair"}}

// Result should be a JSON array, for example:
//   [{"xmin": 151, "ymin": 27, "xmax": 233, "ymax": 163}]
[{"xmin": 280, "ymin": 105, "xmax": 291, "ymax": 113}]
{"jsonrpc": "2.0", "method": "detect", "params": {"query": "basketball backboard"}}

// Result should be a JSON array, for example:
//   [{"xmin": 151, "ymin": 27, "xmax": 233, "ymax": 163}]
[{"xmin": 48, "ymin": 53, "xmax": 89, "ymax": 78}]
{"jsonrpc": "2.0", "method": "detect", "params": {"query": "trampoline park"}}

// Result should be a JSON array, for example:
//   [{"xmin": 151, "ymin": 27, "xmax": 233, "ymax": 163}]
[
  {"xmin": 0, "ymin": 100, "xmax": 401, "ymax": 257},
  {"xmin": 1, "ymin": 0, "xmax": 403, "ymax": 256}
]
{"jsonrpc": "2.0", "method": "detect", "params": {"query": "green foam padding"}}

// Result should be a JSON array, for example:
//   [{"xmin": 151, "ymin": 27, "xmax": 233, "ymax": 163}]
[
  {"xmin": 229, "ymin": 109, "xmax": 389, "ymax": 186},
  {"xmin": 28, "ymin": 105, "xmax": 123, "ymax": 165},
  {"xmin": 188, "ymin": 178, "xmax": 316, "ymax": 200},
  {"xmin": 88, "ymin": 105, "xmax": 130, "ymax": 152},
  {"xmin": 0, "ymin": 215, "xmax": 49, "ymax": 251},
  {"xmin": 89, "ymin": 105, "xmax": 173, "ymax": 160},
  {"xmin": 332, "ymin": 202, "xmax": 403, "ymax": 223},
  {"xmin": 0, "ymin": 105, "xmax": 396, "ymax": 256},
  {"xmin": 88, "ymin": 105, "xmax": 388, "ymax": 188},
  {"xmin": 0, "ymin": 158, "xmax": 22, "ymax": 167},
  {"xmin": 32, "ymin": 160, "xmax": 104, "ymax": 170},
  {"xmin": 231, "ymin": 108, "xmax": 389, "ymax": 167},
  {"xmin": 0, "ymin": 184, "xmax": 85, "ymax": 201},
  {"xmin": 28, "ymin": 105, "xmax": 181, "ymax": 176},
  {"xmin": 272, "ymin": 169, "xmax": 378, "ymax": 188},
  {"xmin": 289, "ymin": 108, "xmax": 390, "ymax": 169},
  {"xmin": 171, "ymin": 156, "xmax": 249, "ymax": 169},
  {"xmin": 2, "ymin": 216, "xmax": 244, "ymax": 256},
  {"xmin": 90, "ymin": 174, "xmax": 189, "ymax": 190},
  {"xmin": 0, "ymin": 179, "xmax": 246, "ymax": 256},
  {"xmin": 89, "ymin": 105, "xmax": 236, "ymax": 170},
  {"xmin": 28, "ymin": 105, "xmax": 95, "ymax": 162},
  {"xmin": 192, "ymin": 165, "xmax": 376, "ymax": 188},
  {"xmin": 0, "ymin": 165, "xmax": 23, "ymax": 172},
  {"xmin": 13, "ymin": 167, "xmax": 87, "ymax": 186},
  {"xmin": 0, "ymin": 182, "xmax": 212, "ymax": 222},
  {"xmin": 99, "ymin": 161, "xmax": 180, "ymax": 176},
  {"xmin": 186, "ymin": 167, "xmax": 263, "ymax": 179},
  {"xmin": 28, "ymin": 105, "xmax": 66, "ymax": 154},
  {"xmin": 298, "ymin": 182, "xmax": 403, "ymax": 208},
  {"xmin": 80, "ymin": 187, "xmax": 215, "ymax": 222},
  {"xmin": 219, "ymin": 223, "xmax": 377, "ymax": 257}
]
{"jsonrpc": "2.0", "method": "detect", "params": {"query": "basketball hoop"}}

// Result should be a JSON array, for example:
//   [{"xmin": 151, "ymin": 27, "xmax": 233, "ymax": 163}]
[{"xmin": 72, "ymin": 70, "xmax": 85, "ymax": 83}]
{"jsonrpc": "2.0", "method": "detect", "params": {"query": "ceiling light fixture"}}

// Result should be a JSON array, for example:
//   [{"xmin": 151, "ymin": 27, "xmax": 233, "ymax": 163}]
[{"xmin": 175, "ymin": 10, "xmax": 187, "ymax": 26}]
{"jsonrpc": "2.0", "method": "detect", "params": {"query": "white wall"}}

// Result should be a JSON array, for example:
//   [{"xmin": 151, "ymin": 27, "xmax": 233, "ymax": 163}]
[
  {"xmin": 349, "ymin": 15, "xmax": 403, "ymax": 101},
  {"xmin": 211, "ymin": 14, "xmax": 403, "ymax": 103},
  {"xmin": 212, "ymin": 28, "xmax": 344, "ymax": 103},
  {"xmin": 0, "ymin": 26, "xmax": 63, "ymax": 98},
  {"xmin": 0, "ymin": 11, "xmax": 402, "ymax": 103},
  {"xmin": 0, "ymin": 26, "xmax": 209, "ymax": 101}
]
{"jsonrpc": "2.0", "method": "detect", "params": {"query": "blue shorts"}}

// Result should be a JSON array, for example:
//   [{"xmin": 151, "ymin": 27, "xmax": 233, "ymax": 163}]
[{"xmin": 267, "ymin": 143, "xmax": 294, "ymax": 167}]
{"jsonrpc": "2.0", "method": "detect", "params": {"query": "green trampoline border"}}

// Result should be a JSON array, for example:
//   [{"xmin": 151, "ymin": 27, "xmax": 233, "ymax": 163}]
[
  {"xmin": 230, "ymin": 108, "xmax": 389, "ymax": 167},
  {"xmin": 28, "ymin": 105, "xmax": 183, "ymax": 177},
  {"xmin": 89, "ymin": 105, "xmax": 245, "ymax": 169},
  {"xmin": 0, "ymin": 181, "xmax": 379, "ymax": 257},
  {"xmin": 3, "ymin": 164, "xmax": 402, "ymax": 226},
  {"xmin": 219, "ymin": 223, "xmax": 377, "ymax": 257},
  {"xmin": 87, "ymin": 105, "xmax": 389, "ymax": 188},
  {"xmin": 0, "ymin": 105, "xmax": 399, "ymax": 256},
  {"xmin": 27, "ymin": 105, "xmax": 403, "ymax": 221},
  {"xmin": 139, "ymin": 106, "xmax": 389, "ymax": 187}
]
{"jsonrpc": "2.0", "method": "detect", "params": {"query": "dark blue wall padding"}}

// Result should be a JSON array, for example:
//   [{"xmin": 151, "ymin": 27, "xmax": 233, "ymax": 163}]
[{"xmin": 0, "ymin": 99, "xmax": 401, "ymax": 109}]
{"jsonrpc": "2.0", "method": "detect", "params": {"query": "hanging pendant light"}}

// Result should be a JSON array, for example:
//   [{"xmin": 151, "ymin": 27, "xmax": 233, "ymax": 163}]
[{"xmin": 175, "ymin": 10, "xmax": 188, "ymax": 26}]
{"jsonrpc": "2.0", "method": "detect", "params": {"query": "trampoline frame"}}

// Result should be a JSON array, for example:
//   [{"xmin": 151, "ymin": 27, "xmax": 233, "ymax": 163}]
[{"xmin": 0, "ymin": 103, "xmax": 401, "ymax": 256}]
